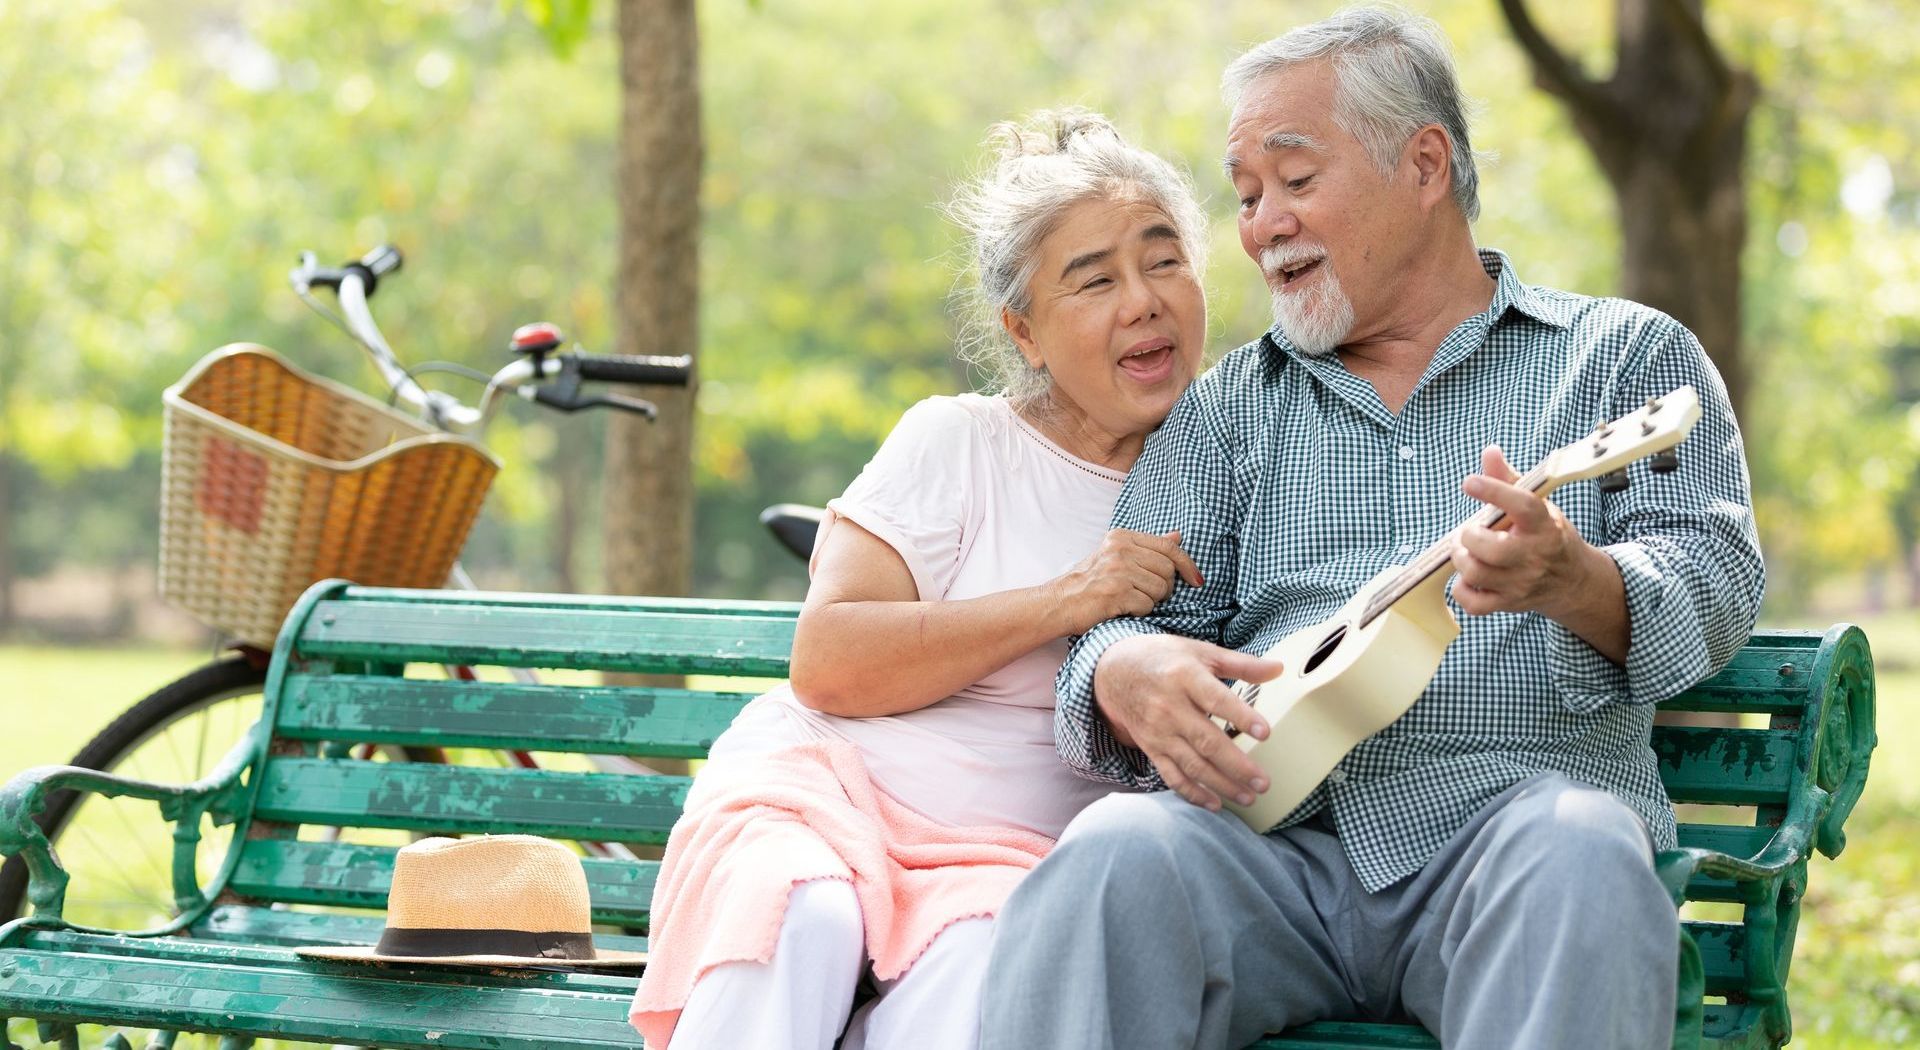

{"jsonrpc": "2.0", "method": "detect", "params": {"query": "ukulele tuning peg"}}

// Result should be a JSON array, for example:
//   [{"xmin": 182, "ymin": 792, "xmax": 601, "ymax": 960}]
[
  {"xmin": 1649, "ymin": 450, "xmax": 1679, "ymax": 474},
  {"xmin": 1597, "ymin": 469, "xmax": 1631, "ymax": 494}
]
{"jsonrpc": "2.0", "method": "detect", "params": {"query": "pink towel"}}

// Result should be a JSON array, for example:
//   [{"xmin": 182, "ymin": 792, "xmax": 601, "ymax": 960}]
[{"xmin": 628, "ymin": 739, "xmax": 1054, "ymax": 1048}]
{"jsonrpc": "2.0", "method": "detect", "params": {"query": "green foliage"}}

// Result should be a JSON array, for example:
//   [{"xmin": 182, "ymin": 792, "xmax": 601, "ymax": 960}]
[
  {"xmin": 515, "ymin": 0, "xmax": 595, "ymax": 58},
  {"xmin": 0, "ymin": 0, "xmax": 1915, "ymax": 609}
]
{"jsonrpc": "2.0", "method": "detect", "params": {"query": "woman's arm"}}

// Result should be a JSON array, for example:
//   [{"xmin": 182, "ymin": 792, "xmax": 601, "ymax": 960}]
[{"xmin": 789, "ymin": 518, "xmax": 1198, "ymax": 718}]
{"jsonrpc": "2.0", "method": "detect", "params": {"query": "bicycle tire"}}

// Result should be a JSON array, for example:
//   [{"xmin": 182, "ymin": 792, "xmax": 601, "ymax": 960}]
[{"xmin": 0, "ymin": 654, "xmax": 268, "ymax": 922}]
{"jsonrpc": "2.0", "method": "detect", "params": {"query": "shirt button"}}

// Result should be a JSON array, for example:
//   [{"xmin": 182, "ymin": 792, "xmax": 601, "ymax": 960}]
[
  {"xmin": 1396, "ymin": 445, "xmax": 1415, "ymax": 460},
  {"xmin": 1396, "ymin": 543, "xmax": 1414, "ymax": 555},
  {"xmin": 1327, "ymin": 768, "xmax": 1349, "ymax": 785}
]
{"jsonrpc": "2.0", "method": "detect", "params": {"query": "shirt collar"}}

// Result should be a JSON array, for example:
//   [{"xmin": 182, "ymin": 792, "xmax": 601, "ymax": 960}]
[{"xmin": 1482, "ymin": 248, "xmax": 1573, "ymax": 330}]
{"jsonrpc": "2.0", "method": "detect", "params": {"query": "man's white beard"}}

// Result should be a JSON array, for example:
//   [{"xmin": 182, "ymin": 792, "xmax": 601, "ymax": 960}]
[{"xmin": 1261, "ymin": 245, "xmax": 1354, "ymax": 357}]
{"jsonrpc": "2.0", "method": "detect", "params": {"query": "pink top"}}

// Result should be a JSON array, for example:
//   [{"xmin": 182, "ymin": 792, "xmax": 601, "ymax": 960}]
[{"xmin": 703, "ymin": 393, "xmax": 1133, "ymax": 838}]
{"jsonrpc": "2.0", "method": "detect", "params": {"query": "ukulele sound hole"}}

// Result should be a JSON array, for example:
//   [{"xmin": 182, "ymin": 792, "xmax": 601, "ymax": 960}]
[{"xmin": 1302, "ymin": 625, "xmax": 1348, "ymax": 676}]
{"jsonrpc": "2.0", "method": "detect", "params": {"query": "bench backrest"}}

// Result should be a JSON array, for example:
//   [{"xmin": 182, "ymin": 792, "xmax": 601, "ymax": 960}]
[
  {"xmin": 234, "ymin": 584, "xmax": 800, "ymax": 930},
  {"xmin": 238, "ymin": 583, "xmax": 1875, "ymax": 967}
]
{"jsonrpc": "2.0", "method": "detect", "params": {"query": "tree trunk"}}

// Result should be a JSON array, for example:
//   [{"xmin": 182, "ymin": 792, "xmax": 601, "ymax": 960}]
[
  {"xmin": 551, "ymin": 443, "xmax": 583, "ymax": 594},
  {"xmin": 0, "ymin": 453, "xmax": 13, "ymax": 633},
  {"xmin": 602, "ymin": 0, "xmax": 700, "ymax": 602},
  {"xmin": 1498, "ymin": 0, "xmax": 1756, "ymax": 419},
  {"xmin": 1499, "ymin": 1, "xmax": 1756, "ymax": 732}
]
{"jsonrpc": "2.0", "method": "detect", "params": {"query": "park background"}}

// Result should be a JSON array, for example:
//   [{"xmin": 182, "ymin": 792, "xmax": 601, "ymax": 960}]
[{"xmin": 0, "ymin": 0, "xmax": 1915, "ymax": 1046}]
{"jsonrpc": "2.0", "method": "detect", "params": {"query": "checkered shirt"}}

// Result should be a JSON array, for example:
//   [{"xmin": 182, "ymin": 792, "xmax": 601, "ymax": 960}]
[{"xmin": 1055, "ymin": 249, "xmax": 1765, "ymax": 892}]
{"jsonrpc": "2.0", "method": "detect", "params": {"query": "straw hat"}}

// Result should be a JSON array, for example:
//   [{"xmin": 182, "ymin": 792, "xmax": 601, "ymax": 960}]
[{"xmin": 295, "ymin": 835, "xmax": 648, "ymax": 968}]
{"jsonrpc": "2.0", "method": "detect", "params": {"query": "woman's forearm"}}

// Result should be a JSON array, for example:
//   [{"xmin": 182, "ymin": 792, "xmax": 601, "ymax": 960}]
[{"xmin": 789, "ymin": 585, "xmax": 1074, "ymax": 717}]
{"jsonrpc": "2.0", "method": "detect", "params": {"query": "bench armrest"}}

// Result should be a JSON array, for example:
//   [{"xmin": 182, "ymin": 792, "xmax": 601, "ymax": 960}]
[{"xmin": 0, "ymin": 730, "xmax": 259, "ymax": 931}]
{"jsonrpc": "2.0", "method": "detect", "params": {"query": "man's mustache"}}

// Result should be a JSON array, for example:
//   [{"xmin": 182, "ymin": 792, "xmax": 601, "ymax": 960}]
[{"xmin": 1258, "ymin": 242, "xmax": 1330, "ymax": 281}]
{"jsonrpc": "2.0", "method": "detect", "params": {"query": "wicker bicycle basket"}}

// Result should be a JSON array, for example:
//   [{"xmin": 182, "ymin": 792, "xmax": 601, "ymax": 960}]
[{"xmin": 159, "ymin": 344, "xmax": 502, "ymax": 646}]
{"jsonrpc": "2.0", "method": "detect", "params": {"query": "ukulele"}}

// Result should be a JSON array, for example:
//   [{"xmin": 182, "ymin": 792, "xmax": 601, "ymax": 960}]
[{"xmin": 1220, "ymin": 386, "xmax": 1703, "ymax": 832}]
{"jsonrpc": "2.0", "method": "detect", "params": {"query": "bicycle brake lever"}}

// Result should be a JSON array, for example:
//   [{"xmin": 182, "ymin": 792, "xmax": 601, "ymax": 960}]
[
  {"xmin": 527, "ymin": 384, "xmax": 660, "ymax": 420},
  {"xmin": 587, "ymin": 393, "xmax": 661, "ymax": 420}
]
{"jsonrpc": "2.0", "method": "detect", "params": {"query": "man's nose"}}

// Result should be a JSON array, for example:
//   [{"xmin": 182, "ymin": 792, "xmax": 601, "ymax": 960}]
[{"xmin": 1248, "ymin": 198, "xmax": 1301, "ymax": 244}]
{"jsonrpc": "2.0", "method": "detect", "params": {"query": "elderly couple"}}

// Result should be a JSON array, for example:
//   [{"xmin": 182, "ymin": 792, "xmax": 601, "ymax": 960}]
[{"xmin": 631, "ymin": 7, "xmax": 1762, "ymax": 1050}]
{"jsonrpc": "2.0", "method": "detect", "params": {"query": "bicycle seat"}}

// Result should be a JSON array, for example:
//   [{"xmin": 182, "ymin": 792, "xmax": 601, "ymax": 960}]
[{"xmin": 760, "ymin": 503, "xmax": 825, "ymax": 562}]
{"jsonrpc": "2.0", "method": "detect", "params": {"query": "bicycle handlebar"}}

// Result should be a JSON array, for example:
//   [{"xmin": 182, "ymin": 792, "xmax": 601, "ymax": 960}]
[
  {"xmin": 573, "ymin": 352, "xmax": 693, "ymax": 387},
  {"xmin": 290, "ymin": 245, "xmax": 692, "ymax": 434}
]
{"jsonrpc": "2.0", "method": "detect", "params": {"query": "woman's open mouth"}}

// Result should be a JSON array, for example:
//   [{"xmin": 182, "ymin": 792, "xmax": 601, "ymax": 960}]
[{"xmin": 1119, "ymin": 340, "xmax": 1176, "ymax": 382}]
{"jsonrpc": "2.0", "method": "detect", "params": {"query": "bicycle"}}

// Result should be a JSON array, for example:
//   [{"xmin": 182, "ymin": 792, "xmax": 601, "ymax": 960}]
[{"xmin": 0, "ymin": 245, "xmax": 693, "ymax": 926}]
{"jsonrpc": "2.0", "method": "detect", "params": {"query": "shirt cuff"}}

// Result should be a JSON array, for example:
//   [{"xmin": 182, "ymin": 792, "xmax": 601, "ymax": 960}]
[
  {"xmin": 1056, "ymin": 618, "xmax": 1168, "ymax": 790},
  {"xmin": 1550, "ymin": 541, "xmax": 1709, "ymax": 713}
]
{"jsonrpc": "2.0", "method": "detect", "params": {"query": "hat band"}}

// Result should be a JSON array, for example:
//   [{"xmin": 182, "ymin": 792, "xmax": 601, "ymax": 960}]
[{"xmin": 375, "ymin": 927, "xmax": 596, "ymax": 961}]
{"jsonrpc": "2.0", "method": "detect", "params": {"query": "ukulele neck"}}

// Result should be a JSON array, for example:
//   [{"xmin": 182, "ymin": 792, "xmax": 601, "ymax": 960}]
[{"xmin": 1357, "ymin": 463, "xmax": 1554, "ymax": 630}]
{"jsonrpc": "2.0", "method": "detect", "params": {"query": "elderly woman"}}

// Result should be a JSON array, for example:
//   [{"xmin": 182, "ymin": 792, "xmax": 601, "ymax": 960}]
[{"xmin": 629, "ymin": 110, "xmax": 1210, "ymax": 1050}]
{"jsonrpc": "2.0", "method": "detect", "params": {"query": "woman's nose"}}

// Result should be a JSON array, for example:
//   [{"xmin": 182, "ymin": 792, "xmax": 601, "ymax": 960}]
[{"xmin": 1120, "ymin": 273, "xmax": 1161, "ymax": 323}]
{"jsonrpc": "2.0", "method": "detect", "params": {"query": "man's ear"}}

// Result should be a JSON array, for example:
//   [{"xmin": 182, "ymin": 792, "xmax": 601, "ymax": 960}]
[
  {"xmin": 1408, "ymin": 125, "xmax": 1451, "ymax": 211},
  {"xmin": 1002, "ymin": 306, "xmax": 1046, "ymax": 370}
]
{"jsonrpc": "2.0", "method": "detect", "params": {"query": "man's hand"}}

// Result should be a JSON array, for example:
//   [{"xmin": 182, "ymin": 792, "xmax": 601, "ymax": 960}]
[
  {"xmin": 1092, "ymin": 634, "xmax": 1283, "ymax": 811},
  {"xmin": 1454, "ymin": 445, "xmax": 1629, "ymax": 663}
]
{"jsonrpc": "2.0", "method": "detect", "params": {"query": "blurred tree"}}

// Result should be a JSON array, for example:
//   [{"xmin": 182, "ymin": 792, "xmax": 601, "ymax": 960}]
[
  {"xmin": 602, "ymin": 0, "xmax": 700, "ymax": 602},
  {"xmin": 1498, "ymin": 0, "xmax": 1757, "ymax": 418}
]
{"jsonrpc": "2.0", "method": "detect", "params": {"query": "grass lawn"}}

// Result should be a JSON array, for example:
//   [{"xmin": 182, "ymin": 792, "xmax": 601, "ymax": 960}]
[{"xmin": 0, "ymin": 615, "xmax": 1915, "ymax": 1048}]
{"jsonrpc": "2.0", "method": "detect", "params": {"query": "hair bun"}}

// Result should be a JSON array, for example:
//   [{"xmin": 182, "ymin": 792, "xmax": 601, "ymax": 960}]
[{"xmin": 985, "ymin": 107, "xmax": 1119, "ymax": 161}]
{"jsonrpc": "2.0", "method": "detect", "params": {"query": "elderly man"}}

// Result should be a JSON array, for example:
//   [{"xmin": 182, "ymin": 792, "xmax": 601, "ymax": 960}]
[{"xmin": 978, "ymin": 7, "xmax": 1763, "ymax": 1050}]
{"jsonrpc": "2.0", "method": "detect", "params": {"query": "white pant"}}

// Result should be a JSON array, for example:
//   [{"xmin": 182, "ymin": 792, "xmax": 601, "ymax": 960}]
[{"xmin": 671, "ymin": 878, "xmax": 993, "ymax": 1050}]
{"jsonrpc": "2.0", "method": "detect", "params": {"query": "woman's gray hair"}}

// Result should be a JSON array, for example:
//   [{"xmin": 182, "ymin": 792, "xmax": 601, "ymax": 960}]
[
  {"xmin": 946, "ymin": 108, "xmax": 1208, "ymax": 403},
  {"xmin": 1223, "ymin": 5, "xmax": 1482, "ymax": 221}
]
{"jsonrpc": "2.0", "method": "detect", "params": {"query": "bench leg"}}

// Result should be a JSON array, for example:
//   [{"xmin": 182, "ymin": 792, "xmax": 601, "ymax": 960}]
[
  {"xmin": 32, "ymin": 1021, "xmax": 75, "ymax": 1050},
  {"xmin": 142, "ymin": 1033, "xmax": 177, "ymax": 1050},
  {"xmin": 1673, "ymin": 925, "xmax": 1704, "ymax": 1050}
]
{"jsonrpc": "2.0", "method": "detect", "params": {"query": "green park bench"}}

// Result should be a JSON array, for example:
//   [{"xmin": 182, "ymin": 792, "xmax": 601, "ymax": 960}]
[{"xmin": 0, "ymin": 581, "xmax": 1877, "ymax": 1049}]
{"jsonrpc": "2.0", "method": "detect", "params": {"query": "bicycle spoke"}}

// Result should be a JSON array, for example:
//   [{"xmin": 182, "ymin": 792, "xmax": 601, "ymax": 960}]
[
  {"xmin": 195, "ymin": 698, "xmax": 213, "ymax": 779},
  {"xmin": 159, "ymin": 715, "xmax": 190, "ymax": 782},
  {"xmin": 72, "ymin": 820, "xmax": 169, "ymax": 914}
]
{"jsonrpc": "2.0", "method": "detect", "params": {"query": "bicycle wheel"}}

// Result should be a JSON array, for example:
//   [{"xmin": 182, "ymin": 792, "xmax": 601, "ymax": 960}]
[{"xmin": 0, "ymin": 653, "xmax": 268, "ymax": 925}]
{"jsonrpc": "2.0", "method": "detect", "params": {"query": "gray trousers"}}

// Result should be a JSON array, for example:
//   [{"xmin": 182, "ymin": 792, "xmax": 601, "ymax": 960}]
[{"xmin": 979, "ymin": 774, "xmax": 1678, "ymax": 1050}]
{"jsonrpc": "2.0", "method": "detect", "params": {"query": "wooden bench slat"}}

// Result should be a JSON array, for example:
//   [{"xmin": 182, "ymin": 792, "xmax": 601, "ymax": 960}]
[
  {"xmin": 1249, "ymin": 1021, "xmax": 1440, "ymax": 1048},
  {"xmin": 297, "ymin": 598, "xmax": 796, "ymax": 675},
  {"xmin": 189, "ymin": 904, "xmax": 652, "ymax": 952},
  {"xmin": 339, "ymin": 585, "xmax": 801, "ymax": 618},
  {"xmin": 227, "ymin": 839, "xmax": 659, "ymax": 922},
  {"xmin": 1658, "ymin": 641, "xmax": 1821, "ymax": 713},
  {"xmin": 1675, "ymin": 822, "xmax": 1772, "ymax": 856},
  {"xmin": 1688, "ymin": 919, "xmax": 1749, "ymax": 995},
  {"xmin": 255, "ymin": 758, "xmax": 689, "ymax": 842},
  {"xmin": 1652, "ymin": 726, "xmax": 1796, "ymax": 805},
  {"xmin": 277, "ymin": 674, "xmax": 751, "ymax": 757},
  {"xmin": 0, "ymin": 944, "xmax": 641, "ymax": 1049}
]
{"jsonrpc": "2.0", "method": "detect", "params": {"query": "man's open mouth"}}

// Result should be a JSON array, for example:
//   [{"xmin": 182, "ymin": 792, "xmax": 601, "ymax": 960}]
[{"xmin": 1279, "ymin": 258, "xmax": 1324, "ymax": 286}]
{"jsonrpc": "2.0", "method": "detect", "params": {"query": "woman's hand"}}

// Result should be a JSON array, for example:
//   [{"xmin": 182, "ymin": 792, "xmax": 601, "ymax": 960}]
[{"xmin": 1048, "ymin": 529, "xmax": 1203, "ymax": 635}]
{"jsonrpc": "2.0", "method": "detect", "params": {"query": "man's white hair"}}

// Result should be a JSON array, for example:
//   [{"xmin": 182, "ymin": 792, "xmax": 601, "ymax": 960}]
[{"xmin": 1224, "ymin": 5, "xmax": 1483, "ymax": 221}]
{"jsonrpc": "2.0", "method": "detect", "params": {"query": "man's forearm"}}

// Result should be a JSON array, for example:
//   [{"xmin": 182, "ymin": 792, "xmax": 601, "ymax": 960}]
[{"xmin": 1548, "ymin": 543, "xmax": 1631, "ymax": 665}]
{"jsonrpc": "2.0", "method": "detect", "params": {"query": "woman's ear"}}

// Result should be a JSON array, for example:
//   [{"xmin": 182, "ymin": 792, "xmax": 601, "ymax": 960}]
[{"xmin": 1002, "ymin": 306, "xmax": 1046, "ymax": 370}]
